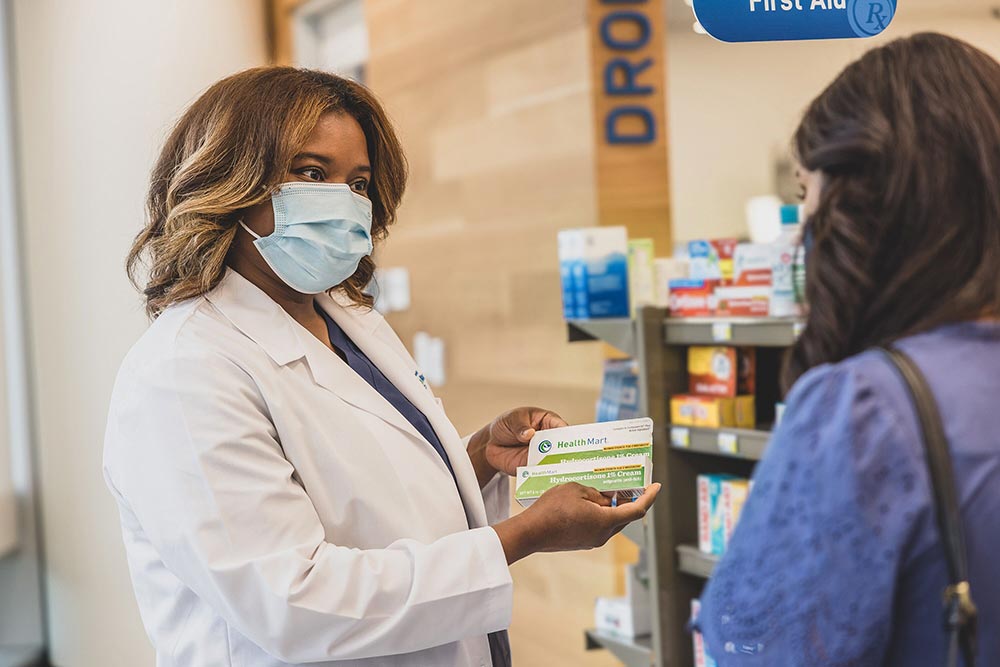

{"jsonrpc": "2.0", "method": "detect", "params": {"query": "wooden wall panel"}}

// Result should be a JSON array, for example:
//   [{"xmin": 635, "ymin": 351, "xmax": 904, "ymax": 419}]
[{"xmin": 365, "ymin": 3, "xmax": 624, "ymax": 665}]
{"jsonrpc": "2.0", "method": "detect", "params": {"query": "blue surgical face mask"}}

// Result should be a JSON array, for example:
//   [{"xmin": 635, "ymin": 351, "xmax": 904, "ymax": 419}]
[{"xmin": 240, "ymin": 182, "xmax": 374, "ymax": 294}]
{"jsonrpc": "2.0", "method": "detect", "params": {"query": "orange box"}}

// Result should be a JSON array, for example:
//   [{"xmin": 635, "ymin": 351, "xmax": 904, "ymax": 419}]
[
  {"xmin": 687, "ymin": 346, "xmax": 756, "ymax": 397},
  {"xmin": 670, "ymin": 394, "xmax": 755, "ymax": 429}
]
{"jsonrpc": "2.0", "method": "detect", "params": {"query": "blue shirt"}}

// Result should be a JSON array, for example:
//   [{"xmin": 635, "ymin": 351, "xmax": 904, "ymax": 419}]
[{"xmin": 696, "ymin": 321, "xmax": 1000, "ymax": 666}]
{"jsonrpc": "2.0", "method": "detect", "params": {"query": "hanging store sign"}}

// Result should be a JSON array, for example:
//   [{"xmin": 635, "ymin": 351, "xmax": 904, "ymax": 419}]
[{"xmin": 693, "ymin": 0, "xmax": 896, "ymax": 42}]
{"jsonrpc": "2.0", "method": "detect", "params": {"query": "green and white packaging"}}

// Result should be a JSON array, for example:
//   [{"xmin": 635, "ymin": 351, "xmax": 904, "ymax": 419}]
[
  {"xmin": 527, "ymin": 417, "xmax": 654, "ymax": 466},
  {"xmin": 515, "ymin": 454, "xmax": 652, "ymax": 507}
]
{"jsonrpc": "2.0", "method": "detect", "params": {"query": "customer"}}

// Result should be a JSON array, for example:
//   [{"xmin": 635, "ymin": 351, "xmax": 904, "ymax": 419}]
[{"xmin": 697, "ymin": 33, "xmax": 1000, "ymax": 666}]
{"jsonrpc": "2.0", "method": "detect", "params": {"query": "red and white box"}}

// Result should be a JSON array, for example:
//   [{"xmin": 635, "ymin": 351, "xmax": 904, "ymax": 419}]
[
  {"xmin": 669, "ymin": 279, "xmax": 718, "ymax": 317},
  {"xmin": 714, "ymin": 285, "xmax": 771, "ymax": 317}
]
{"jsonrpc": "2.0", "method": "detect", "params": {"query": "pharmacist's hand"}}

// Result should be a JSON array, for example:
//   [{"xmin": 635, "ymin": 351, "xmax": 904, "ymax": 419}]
[
  {"xmin": 475, "ymin": 407, "xmax": 568, "ymax": 478},
  {"xmin": 493, "ymin": 482, "xmax": 661, "ymax": 564}
]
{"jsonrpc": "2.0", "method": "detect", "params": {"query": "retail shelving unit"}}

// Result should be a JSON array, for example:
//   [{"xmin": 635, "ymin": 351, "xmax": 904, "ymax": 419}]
[{"xmin": 569, "ymin": 308, "xmax": 801, "ymax": 667}]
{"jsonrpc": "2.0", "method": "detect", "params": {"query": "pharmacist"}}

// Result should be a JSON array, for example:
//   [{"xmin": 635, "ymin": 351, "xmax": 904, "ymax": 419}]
[{"xmin": 103, "ymin": 68, "xmax": 659, "ymax": 667}]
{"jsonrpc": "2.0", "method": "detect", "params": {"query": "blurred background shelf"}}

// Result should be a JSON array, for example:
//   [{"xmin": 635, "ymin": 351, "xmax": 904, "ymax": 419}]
[
  {"xmin": 584, "ymin": 629, "xmax": 653, "ymax": 667},
  {"xmin": 676, "ymin": 544, "xmax": 719, "ymax": 579},
  {"xmin": 566, "ymin": 318, "xmax": 636, "ymax": 357},
  {"xmin": 664, "ymin": 317, "xmax": 803, "ymax": 347},
  {"xmin": 668, "ymin": 425, "xmax": 771, "ymax": 461}
]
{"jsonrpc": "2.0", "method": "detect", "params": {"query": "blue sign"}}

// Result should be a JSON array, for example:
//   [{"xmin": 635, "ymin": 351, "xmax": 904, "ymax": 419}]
[{"xmin": 693, "ymin": 0, "xmax": 896, "ymax": 43}]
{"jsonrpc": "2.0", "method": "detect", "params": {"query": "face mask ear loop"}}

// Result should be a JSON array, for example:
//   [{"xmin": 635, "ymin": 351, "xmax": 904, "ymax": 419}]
[{"xmin": 239, "ymin": 219, "xmax": 262, "ymax": 240}]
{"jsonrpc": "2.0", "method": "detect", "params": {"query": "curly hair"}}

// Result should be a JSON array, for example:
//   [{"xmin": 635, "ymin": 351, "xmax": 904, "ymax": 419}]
[
  {"xmin": 783, "ymin": 33, "xmax": 1000, "ymax": 391},
  {"xmin": 127, "ymin": 67, "xmax": 407, "ymax": 318}
]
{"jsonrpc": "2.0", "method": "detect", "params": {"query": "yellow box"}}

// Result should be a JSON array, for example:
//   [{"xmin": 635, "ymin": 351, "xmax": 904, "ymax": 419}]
[{"xmin": 670, "ymin": 394, "xmax": 755, "ymax": 429}]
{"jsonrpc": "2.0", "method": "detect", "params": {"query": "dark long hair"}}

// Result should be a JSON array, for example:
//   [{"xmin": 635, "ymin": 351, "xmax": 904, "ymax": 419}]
[{"xmin": 784, "ymin": 32, "xmax": 1000, "ymax": 390}]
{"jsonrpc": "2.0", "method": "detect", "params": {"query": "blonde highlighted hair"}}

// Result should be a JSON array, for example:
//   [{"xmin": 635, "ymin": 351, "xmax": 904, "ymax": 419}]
[{"xmin": 127, "ymin": 67, "xmax": 407, "ymax": 318}]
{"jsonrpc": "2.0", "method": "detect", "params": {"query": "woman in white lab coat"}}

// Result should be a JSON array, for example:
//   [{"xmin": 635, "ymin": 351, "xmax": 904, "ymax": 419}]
[{"xmin": 104, "ymin": 67, "xmax": 659, "ymax": 667}]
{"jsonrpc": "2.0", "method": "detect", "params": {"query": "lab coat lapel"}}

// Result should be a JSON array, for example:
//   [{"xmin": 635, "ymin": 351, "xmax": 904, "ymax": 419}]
[{"xmin": 318, "ymin": 293, "xmax": 490, "ymax": 530}]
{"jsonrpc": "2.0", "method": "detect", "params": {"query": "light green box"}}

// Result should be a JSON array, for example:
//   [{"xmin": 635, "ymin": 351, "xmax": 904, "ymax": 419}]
[
  {"xmin": 514, "ymin": 454, "xmax": 652, "ymax": 507},
  {"xmin": 527, "ymin": 418, "xmax": 654, "ymax": 466}
]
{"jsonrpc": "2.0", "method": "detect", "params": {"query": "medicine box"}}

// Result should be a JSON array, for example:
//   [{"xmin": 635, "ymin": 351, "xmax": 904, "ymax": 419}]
[
  {"xmin": 698, "ymin": 473, "xmax": 735, "ymax": 555},
  {"xmin": 689, "ymin": 238, "xmax": 738, "ymax": 284},
  {"xmin": 557, "ymin": 227, "xmax": 631, "ymax": 319},
  {"xmin": 721, "ymin": 478, "xmax": 750, "ymax": 549},
  {"xmin": 668, "ymin": 279, "xmax": 717, "ymax": 317},
  {"xmin": 687, "ymin": 346, "xmax": 756, "ymax": 397},
  {"xmin": 714, "ymin": 285, "xmax": 771, "ymax": 318},
  {"xmin": 514, "ymin": 455, "xmax": 652, "ymax": 507},
  {"xmin": 733, "ymin": 242, "xmax": 773, "ymax": 287},
  {"xmin": 627, "ymin": 238, "xmax": 656, "ymax": 315},
  {"xmin": 594, "ymin": 564, "xmax": 651, "ymax": 638},
  {"xmin": 690, "ymin": 599, "xmax": 718, "ymax": 667},
  {"xmin": 528, "ymin": 417, "xmax": 653, "ymax": 466},
  {"xmin": 670, "ymin": 394, "xmax": 755, "ymax": 429}
]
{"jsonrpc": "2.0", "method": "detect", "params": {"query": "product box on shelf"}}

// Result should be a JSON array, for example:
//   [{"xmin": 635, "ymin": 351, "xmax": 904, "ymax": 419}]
[
  {"xmin": 594, "ymin": 563, "xmax": 651, "ymax": 638},
  {"xmin": 627, "ymin": 238, "xmax": 656, "ymax": 315},
  {"xmin": 653, "ymin": 257, "xmax": 689, "ymax": 308},
  {"xmin": 733, "ymin": 242, "xmax": 774, "ymax": 286},
  {"xmin": 689, "ymin": 238, "xmax": 738, "ymax": 284},
  {"xmin": 671, "ymin": 394, "xmax": 755, "ymax": 429},
  {"xmin": 714, "ymin": 285, "xmax": 771, "ymax": 317},
  {"xmin": 668, "ymin": 279, "xmax": 717, "ymax": 317},
  {"xmin": 721, "ymin": 478, "xmax": 750, "ymax": 549},
  {"xmin": 527, "ymin": 417, "xmax": 653, "ymax": 466},
  {"xmin": 557, "ymin": 226, "xmax": 631, "ymax": 319},
  {"xmin": 596, "ymin": 359, "xmax": 640, "ymax": 422},
  {"xmin": 698, "ymin": 473, "xmax": 736, "ymax": 555},
  {"xmin": 690, "ymin": 599, "xmax": 718, "ymax": 667},
  {"xmin": 688, "ymin": 346, "xmax": 756, "ymax": 397},
  {"xmin": 514, "ymin": 454, "xmax": 652, "ymax": 507}
]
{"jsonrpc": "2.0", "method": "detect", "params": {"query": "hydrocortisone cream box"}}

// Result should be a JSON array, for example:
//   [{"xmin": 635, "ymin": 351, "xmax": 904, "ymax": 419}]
[
  {"xmin": 514, "ymin": 455, "xmax": 652, "ymax": 507},
  {"xmin": 698, "ymin": 473, "xmax": 736, "ymax": 555},
  {"xmin": 527, "ymin": 418, "xmax": 654, "ymax": 466}
]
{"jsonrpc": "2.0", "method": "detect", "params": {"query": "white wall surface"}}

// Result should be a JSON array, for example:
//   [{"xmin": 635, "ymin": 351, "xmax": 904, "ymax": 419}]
[
  {"xmin": 666, "ymin": 5, "xmax": 1000, "ymax": 242},
  {"xmin": 10, "ymin": 1, "xmax": 267, "ymax": 664}
]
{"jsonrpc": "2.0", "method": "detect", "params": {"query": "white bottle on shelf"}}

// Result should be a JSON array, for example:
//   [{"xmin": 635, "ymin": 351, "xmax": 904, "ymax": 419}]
[{"xmin": 770, "ymin": 204, "xmax": 804, "ymax": 318}]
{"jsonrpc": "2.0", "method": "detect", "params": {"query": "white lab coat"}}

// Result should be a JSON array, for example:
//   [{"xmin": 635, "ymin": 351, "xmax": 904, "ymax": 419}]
[{"xmin": 103, "ymin": 268, "xmax": 514, "ymax": 667}]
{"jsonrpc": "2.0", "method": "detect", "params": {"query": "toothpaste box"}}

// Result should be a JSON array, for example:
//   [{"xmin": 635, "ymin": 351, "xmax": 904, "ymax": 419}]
[
  {"xmin": 698, "ymin": 473, "xmax": 736, "ymax": 555},
  {"xmin": 670, "ymin": 394, "xmax": 755, "ymax": 429},
  {"xmin": 514, "ymin": 455, "xmax": 652, "ymax": 507},
  {"xmin": 528, "ymin": 418, "xmax": 654, "ymax": 466},
  {"xmin": 691, "ymin": 599, "xmax": 718, "ymax": 667},
  {"xmin": 687, "ymin": 346, "xmax": 756, "ymax": 397},
  {"xmin": 668, "ymin": 279, "xmax": 718, "ymax": 317},
  {"xmin": 689, "ymin": 238, "xmax": 738, "ymax": 284},
  {"xmin": 721, "ymin": 478, "xmax": 750, "ymax": 550}
]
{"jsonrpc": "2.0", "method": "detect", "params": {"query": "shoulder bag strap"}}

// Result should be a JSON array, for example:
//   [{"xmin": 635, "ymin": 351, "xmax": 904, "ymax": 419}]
[{"xmin": 881, "ymin": 347, "xmax": 978, "ymax": 667}]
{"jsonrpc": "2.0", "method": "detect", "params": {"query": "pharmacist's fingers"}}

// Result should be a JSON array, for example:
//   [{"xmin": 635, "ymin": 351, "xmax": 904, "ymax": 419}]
[
  {"xmin": 606, "ymin": 483, "xmax": 661, "ymax": 524},
  {"xmin": 580, "ymin": 485, "xmax": 614, "ymax": 507}
]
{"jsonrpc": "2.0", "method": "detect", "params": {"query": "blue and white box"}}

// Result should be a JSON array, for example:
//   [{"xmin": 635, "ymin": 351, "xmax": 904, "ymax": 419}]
[{"xmin": 558, "ymin": 226, "xmax": 630, "ymax": 319}]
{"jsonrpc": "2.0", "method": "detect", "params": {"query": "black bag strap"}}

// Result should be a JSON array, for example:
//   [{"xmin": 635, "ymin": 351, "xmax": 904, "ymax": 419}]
[{"xmin": 881, "ymin": 347, "xmax": 978, "ymax": 667}]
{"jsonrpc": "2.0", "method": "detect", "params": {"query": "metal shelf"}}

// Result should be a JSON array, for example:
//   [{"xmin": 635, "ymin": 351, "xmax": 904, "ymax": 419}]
[
  {"xmin": 668, "ymin": 425, "xmax": 770, "ymax": 461},
  {"xmin": 676, "ymin": 544, "xmax": 718, "ymax": 579},
  {"xmin": 567, "ymin": 318, "xmax": 636, "ymax": 357},
  {"xmin": 663, "ymin": 317, "xmax": 803, "ymax": 347},
  {"xmin": 585, "ymin": 628, "xmax": 654, "ymax": 667}
]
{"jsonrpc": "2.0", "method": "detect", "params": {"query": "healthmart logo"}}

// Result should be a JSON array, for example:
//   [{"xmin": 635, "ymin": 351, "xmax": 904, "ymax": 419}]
[{"xmin": 538, "ymin": 440, "xmax": 553, "ymax": 453}]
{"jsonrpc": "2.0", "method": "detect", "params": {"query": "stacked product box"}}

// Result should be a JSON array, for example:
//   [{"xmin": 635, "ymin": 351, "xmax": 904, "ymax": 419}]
[
  {"xmin": 671, "ymin": 346, "xmax": 756, "ymax": 429},
  {"xmin": 596, "ymin": 359, "xmax": 640, "ymax": 422},
  {"xmin": 558, "ymin": 227, "xmax": 630, "ymax": 319},
  {"xmin": 697, "ymin": 473, "xmax": 750, "ymax": 556},
  {"xmin": 514, "ymin": 418, "xmax": 653, "ymax": 507},
  {"xmin": 690, "ymin": 599, "xmax": 718, "ymax": 667}
]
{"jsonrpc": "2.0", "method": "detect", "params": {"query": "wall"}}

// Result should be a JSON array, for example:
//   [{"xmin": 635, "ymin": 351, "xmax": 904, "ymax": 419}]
[
  {"xmin": 9, "ymin": 1, "xmax": 267, "ymax": 664},
  {"xmin": 363, "ymin": 2, "xmax": 624, "ymax": 665},
  {"xmin": 666, "ymin": 4, "xmax": 1000, "ymax": 242}
]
